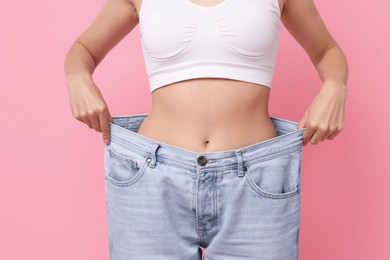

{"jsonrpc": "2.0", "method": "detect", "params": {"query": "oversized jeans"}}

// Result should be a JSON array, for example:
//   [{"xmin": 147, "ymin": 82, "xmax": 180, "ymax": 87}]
[{"xmin": 103, "ymin": 114, "xmax": 305, "ymax": 260}]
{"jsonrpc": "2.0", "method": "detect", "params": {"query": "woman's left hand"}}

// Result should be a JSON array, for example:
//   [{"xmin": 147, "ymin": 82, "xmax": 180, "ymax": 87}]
[{"xmin": 297, "ymin": 82, "xmax": 348, "ymax": 146}]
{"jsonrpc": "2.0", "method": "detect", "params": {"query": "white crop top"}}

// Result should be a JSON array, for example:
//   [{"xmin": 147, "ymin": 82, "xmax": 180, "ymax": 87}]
[{"xmin": 138, "ymin": 0, "xmax": 281, "ymax": 93}]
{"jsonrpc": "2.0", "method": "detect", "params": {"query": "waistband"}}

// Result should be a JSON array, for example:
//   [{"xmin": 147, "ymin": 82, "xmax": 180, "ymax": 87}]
[{"xmin": 107, "ymin": 114, "xmax": 305, "ymax": 174}]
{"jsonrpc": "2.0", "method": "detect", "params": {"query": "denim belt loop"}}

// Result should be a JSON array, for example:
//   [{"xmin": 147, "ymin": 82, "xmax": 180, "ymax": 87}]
[
  {"xmin": 148, "ymin": 142, "xmax": 160, "ymax": 168},
  {"xmin": 235, "ymin": 150, "xmax": 245, "ymax": 177}
]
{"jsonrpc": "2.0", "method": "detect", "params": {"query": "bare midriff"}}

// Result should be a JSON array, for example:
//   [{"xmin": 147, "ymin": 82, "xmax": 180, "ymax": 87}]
[{"xmin": 137, "ymin": 78, "xmax": 277, "ymax": 153}]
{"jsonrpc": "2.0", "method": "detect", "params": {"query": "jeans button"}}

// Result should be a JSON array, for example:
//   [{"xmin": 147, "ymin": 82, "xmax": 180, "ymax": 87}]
[{"xmin": 197, "ymin": 155, "xmax": 208, "ymax": 166}]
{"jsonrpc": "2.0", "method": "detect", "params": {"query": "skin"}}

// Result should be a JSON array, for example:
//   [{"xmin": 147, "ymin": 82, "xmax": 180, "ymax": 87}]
[{"xmin": 64, "ymin": 0, "xmax": 348, "ymax": 151}]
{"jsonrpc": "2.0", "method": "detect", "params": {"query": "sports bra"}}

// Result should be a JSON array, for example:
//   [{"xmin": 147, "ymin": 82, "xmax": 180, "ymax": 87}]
[{"xmin": 138, "ymin": 0, "xmax": 281, "ymax": 93}]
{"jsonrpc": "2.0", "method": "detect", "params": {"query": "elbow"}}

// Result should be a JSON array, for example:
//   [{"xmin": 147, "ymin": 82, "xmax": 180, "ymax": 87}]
[
  {"xmin": 74, "ymin": 39, "xmax": 98, "ymax": 69},
  {"xmin": 312, "ymin": 40, "xmax": 339, "ymax": 68}
]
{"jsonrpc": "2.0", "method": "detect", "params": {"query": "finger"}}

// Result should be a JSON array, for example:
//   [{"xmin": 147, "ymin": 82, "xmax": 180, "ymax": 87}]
[
  {"xmin": 90, "ymin": 114, "xmax": 102, "ymax": 132},
  {"xmin": 328, "ymin": 128, "xmax": 342, "ymax": 140},
  {"xmin": 302, "ymin": 125, "xmax": 316, "ymax": 146},
  {"xmin": 101, "ymin": 120, "xmax": 111, "ymax": 144},
  {"xmin": 323, "ymin": 125, "xmax": 341, "ymax": 140},
  {"xmin": 310, "ymin": 127, "xmax": 327, "ymax": 145},
  {"xmin": 321, "ymin": 128, "xmax": 331, "ymax": 141},
  {"xmin": 99, "ymin": 109, "xmax": 112, "ymax": 144},
  {"xmin": 83, "ymin": 117, "xmax": 93, "ymax": 129}
]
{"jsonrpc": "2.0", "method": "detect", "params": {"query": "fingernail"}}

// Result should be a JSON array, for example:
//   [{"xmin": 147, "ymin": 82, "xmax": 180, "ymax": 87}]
[{"xmin": 104, "ymin": 139, "xmax": 110, "ymax": 144}]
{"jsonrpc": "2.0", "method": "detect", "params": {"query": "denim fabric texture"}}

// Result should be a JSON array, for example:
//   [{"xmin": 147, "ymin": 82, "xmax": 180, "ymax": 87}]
[{"xmin": 104, "ymin": 114, "xmax": 305, "ymax": 260}]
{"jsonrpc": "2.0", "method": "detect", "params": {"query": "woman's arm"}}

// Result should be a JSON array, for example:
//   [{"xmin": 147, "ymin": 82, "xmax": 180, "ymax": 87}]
[
  {"xmin": 281, "ymin": 0, "xmax": 349, "ymax": 146},
  {"xmin": 64, "ymin": 0, "xmax": 139, "ymax": 144}
]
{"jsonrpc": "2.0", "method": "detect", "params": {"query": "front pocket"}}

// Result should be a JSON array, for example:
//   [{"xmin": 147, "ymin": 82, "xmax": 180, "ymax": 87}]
[
  {"xmin": 245, "ymin": 149, "xmax": 302, "ymax": 199},
  {"xmin": 104, "ymin": 146, "xmax": 149, "ymax": 187}
]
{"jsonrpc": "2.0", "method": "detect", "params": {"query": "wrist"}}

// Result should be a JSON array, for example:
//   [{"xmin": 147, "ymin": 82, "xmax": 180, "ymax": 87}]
[
  {"xmin": 66, "ymin": 72, "xmax": 94, "ymax": 89},
  {"xmin": 322, "ymin": 80, "xmax": 348, "ymax": 93},
  {"xmin": 321, "ymin": 80, "xmax": 348, "ymax": 101}
]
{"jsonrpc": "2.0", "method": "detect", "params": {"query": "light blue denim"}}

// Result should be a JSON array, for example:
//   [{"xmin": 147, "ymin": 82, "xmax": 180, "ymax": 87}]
[{"xmin": 103, "ymin": 113, "xmax": 305, "ymax": 260}]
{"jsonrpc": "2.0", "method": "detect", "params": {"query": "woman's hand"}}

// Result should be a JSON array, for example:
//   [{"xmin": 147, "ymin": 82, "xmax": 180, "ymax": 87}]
[
  {"xmin": 297, "ymin": 82, "xmax": 347, "ymax": 146},
  {"xmin": 67, "ymin": 74, "xmax": 112, "ymax": 144},
  {"xmin": 64, "ymin": 0, "xmax": 141, "ymax": 145}
]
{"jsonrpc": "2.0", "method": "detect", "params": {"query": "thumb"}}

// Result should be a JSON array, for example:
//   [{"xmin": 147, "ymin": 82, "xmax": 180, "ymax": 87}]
[
  {"xmin": 297, "ymin": 111, "xmax": 309, "ymax": 146},
  {"xmin": 297, "ymin": 111, "xmax": 308, "ymax": 130}
]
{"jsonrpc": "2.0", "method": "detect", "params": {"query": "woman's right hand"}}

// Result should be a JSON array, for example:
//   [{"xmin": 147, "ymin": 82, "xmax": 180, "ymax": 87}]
[{"xmin": 67, "ymin": 74, "xmax": 112, "ymax": 145}]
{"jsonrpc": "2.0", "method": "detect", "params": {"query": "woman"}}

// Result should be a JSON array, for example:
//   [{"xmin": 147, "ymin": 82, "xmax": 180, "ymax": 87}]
[{"xmin": 64, "ymin": 0, "xmax": 348, "ymax": 259}]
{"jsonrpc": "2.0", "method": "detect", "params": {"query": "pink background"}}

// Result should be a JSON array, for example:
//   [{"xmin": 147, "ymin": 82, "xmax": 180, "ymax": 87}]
[{"xmin": 1, "ymin": 0, "xmax": 389, "ymax": 259}]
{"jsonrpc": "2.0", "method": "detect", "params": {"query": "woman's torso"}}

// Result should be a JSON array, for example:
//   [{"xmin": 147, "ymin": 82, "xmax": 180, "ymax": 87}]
[{"xmin": 130, "ymin": 0, "xmax": 284, "ymax": 153}]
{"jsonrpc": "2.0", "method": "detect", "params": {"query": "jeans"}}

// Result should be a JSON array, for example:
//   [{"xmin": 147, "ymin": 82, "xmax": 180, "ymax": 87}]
[{"xmin": 103, "ymin": 114, "xmax": 305, "ymax": 260}]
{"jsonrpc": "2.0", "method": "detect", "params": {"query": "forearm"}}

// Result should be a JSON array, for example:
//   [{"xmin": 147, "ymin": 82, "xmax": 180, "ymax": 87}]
[
  {"xmin": 64, "ymin": 41, "xmax": 97, "ymax": 88},
  {"xmin": 315, "ymin": 44, "xmax": 349, "ymax": 93}
]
